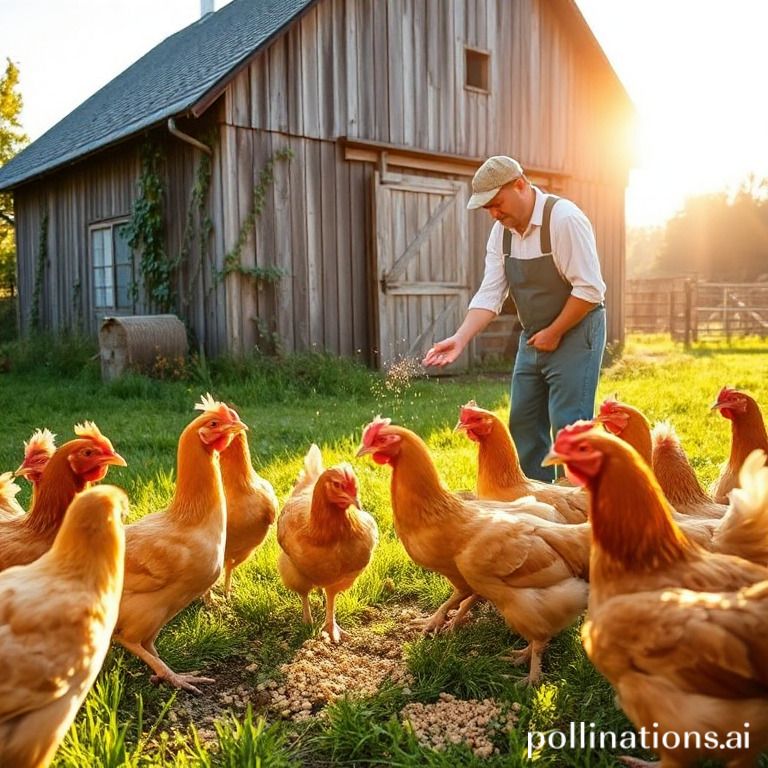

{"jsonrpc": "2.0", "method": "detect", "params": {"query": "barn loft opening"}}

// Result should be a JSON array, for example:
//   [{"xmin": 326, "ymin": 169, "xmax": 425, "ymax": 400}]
[{"xmin": 465, "ymin": 47, "xmax": 490, "ymax": 92}]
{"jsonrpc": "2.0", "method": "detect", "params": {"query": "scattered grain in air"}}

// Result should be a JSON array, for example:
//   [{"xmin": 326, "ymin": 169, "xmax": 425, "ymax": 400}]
[{"xmin": 371, "ymin": 355, "xmax": 427, "ymax": 405}]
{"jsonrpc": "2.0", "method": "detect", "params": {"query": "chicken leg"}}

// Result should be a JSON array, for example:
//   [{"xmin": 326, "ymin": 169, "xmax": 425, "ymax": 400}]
[
  {"xmin": 116, "ymin": 638, "xmax": 215, "ymax": 694},
  {"xmin": 443, "ymin": 594, "xmax": 484, "ymax": 631},
  {"xmin": 321, "ymin": 585, "xmax": 350, "ymax": 644},
  {"xmin": 409, "ymin": 587, "xmax": 473, "ymax": 633},
  {"xmin": 502, "ymin": 639, "xmax": 548, "ymax": 684}
]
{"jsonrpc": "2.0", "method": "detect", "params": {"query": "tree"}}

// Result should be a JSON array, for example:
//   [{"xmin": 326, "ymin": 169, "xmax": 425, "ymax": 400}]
[
  {"xmin": 656, "ymin": 178, "xmax": 768, "ymax": 282},
  {"xmin": 0, "ymin": 58, "xmax": 28, "ymax": 297}
]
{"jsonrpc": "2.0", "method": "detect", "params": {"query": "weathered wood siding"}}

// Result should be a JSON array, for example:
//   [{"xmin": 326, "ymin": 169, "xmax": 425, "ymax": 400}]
[
  {"xmin": 15, "ymin": 145, "xmax": 141, "ymax": 338},
  {"xmin": 213, "ymin": 126, "xmax": 371, "ymax": 357},
  {"xmin": 12, "ymin": 0, "xmax": 631, "ymax": 360},
  {"xmin": 223, "ymin": 0, "xmax": 631, "ymax": 351},
  {"xmin": 14, "ymin": 133, "xmax": 230, "ymax": 355}
]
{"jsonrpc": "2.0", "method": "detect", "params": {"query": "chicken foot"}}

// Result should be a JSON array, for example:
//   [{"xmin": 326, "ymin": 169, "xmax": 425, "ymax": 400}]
[
  {"xmin": 409, "ymin": 588, "xmax": 473, "ymax": 633},
  {"xmin": 502, "ymin": 639, "xmax": 548, "ymax": 684},
  {"xmin": 321, "ymin": 587, "xmax": 349, "ymax": 644},
  {"xmin": 443, "ymin": 594, "xmax": 485, "ymax": 631},
  {"xmin": 116, "ymin": 638, "xmax": 215, "ymax": 694}
]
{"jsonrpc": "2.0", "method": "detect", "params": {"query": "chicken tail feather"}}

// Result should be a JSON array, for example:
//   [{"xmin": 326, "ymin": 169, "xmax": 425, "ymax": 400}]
[
  {"xmin": 296, "ymin": 444, "xmax": 324, "ymax": 489},
  {"xmin": 713, "ymin": 449, "xmax": 768, "ymax": 564}
]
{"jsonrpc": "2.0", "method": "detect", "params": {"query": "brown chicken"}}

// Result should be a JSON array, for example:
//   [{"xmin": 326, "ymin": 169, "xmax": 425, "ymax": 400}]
[
  {"xmin": 0, "ymin": 485, "xmax": 126, "ymax": 768},
  {"xmin": 112, "ymin": 394, "xmax": 246, "ymax": 693},
  {"xmin": 456, "ymin": 401, "xmax": 588, "ymax": 523},
  {"xmin": 651, "ymin": 421, "xmax": 725, "ymax": 520},
  {"xmin": 15, "ymin": 428, "xmax": 57, "ymax": 508},
  {"xmin": 596, "ymin": 395, "xmax": 653, "ymax": 465},
  {"xmin": 598, "ymin": 397, "xmax": 727, "ymax": 520},
  {"xmin": 0, "ymin": 423, "xmax": 126, "ymax": 572},
  {"xmin": 278, "ymin": 444, "xmax": 378, "ymax": 643},
  {"xmin": 216, "ymin": 430, "xmax": 278, "ymax": 596},
  {"xmin": 357, "ymin": 417, "xmax": 591, "ymax": 682},
  {"xmin": 545, "ymin": 422, "xmax": 768, "ymax": 767},
  {"xmin": 711, "ymin": 387, "xmax": 768, "ymax": 504},
  {"xmin": 0, "ymin": 472, "xmax": 23, "ymax": 520}
]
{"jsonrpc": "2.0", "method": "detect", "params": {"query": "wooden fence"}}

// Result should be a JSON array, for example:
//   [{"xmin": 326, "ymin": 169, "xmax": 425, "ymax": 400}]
[{"xmin": 626, "ymin": 277, "xmax": 768, "ymax": 343}]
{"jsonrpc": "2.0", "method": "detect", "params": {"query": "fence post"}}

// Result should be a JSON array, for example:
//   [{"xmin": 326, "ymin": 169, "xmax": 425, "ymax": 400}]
[
  {"xmin": 723, "ymin": 286, "xmax": 730, "ymax": 342},
  {"xmin": 692, "ymin": 279, "xmax": 699, "ymax": 342},
  {"xmin": 683, "ymin": 279, "xmax": 693, "ymax": 349}
]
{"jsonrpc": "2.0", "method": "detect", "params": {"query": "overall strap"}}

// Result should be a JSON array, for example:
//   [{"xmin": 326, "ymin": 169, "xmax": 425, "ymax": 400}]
[
  {"xmin": 540, "ymin": 195, "xmax": 560, "ymax": 256},
  {"xmin": 502, "ymin": 226, "xmax": 512, "ymax": 257},
  {"xmin": 501, "ymin": 195, "xmax": 561, "ymax": 257}
]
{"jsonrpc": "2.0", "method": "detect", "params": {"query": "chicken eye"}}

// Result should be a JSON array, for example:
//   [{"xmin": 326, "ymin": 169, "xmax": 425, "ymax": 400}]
[
  {"xmin": 83, "ymin": 448, "xmax": 94, "ymax": 457},
  {"xmin": 209, "ymin": 420, "xmax": 219, "ymax": 428}
]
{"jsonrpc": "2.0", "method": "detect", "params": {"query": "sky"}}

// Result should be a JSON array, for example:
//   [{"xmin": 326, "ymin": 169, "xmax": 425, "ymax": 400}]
[{"xmin": 2, "ymin": 0, "xmax": 767, "ymax": 228}]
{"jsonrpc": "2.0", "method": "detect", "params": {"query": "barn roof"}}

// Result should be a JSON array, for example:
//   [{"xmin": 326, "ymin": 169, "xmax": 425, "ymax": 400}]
[
  {"xmin": 0, "ymin": 0, "xmax": 316, "ymax": 191},
  {"xmin": 0, "ymin": 0, "xmax": 631, "ymax": 192}
]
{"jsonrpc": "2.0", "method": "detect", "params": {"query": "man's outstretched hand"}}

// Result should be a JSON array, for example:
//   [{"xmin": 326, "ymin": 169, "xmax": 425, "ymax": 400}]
[{"xmin": 422, "ymin": 337, "xmax": 464, "ymax": 367}]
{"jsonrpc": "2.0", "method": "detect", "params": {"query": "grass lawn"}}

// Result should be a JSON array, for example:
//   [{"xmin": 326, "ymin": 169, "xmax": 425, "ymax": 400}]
[{"xmin": 1, "ymin": 334, "xmax": 767, "ymax": 767}]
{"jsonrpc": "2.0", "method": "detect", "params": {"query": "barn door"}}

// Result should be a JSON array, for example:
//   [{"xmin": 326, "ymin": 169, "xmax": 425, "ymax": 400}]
[{"xmin": 374, "ymin": 171, "xmax": 470, "ymax": 371}]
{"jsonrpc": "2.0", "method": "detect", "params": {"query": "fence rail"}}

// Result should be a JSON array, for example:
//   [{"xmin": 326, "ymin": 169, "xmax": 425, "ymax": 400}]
[{"xmin": 626, "ymin": 277, "xmax": 768, "ymax": 343}]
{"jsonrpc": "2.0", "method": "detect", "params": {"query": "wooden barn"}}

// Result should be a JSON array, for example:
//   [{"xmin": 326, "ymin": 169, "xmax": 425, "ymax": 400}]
[{"xmin": 0, "ymin": 0, "xmax": 634, "ymax": 369}]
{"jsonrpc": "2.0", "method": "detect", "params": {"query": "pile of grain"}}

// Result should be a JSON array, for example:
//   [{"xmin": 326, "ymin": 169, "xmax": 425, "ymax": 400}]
[{"xmin": 401, "ymin": 693, "xmax": 519, "ymax": 758}]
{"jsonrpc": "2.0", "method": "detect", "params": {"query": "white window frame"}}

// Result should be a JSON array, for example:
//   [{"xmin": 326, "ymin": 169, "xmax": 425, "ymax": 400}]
[{"xmin": 90, "ymin": 220, "xmax": 133, "ymax": 312}]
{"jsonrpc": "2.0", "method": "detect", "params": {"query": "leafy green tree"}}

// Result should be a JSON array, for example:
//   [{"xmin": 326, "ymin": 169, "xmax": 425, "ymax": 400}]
[{"xmin": 0, "ymin": 57, "xmax": 28, "ymax": 296}]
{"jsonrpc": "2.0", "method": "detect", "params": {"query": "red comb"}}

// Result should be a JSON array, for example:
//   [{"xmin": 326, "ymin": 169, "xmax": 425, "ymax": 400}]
[
  {"xmin": 458, "ymin": 400, "xmax": 485, "ymax": 421},
  {"xmin": 555, "ymin": 420, "xmax": 596, "ymax": 441},
  {"xmin": 599, "ymin": 395, "xmax": 624, "ymax": 415},
  {"xmin": 717, "ymin": 386, "xmax": 738, "ymax": 402},
  {"xmin": 361, "ymin": 416, "xmax": 391, "ymax": 448}
]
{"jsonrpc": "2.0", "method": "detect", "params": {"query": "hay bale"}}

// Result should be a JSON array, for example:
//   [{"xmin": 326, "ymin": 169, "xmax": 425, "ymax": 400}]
[{"xmin": 99, "ymin": 314, "xmax": 188, "ymax": 382}]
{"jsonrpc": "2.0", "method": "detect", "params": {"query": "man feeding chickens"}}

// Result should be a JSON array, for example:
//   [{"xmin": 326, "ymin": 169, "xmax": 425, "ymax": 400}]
[{"xmin": 422, "ymin": 156, "xmax": 606, "ymax": 481}]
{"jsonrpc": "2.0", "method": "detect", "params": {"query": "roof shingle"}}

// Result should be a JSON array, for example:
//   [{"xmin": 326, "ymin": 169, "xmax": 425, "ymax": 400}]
[{"xmin": 0, "ymin": 0, "xmax": 315, "ymax": 190}]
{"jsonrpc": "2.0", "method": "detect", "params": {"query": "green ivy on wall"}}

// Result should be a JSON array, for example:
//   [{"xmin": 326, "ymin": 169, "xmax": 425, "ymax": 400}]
[
  {"xmin": 180, "ymin": 139, "xmax": 214, "ymax": 308},
  {"xmin": 219, "ymin": 147, "xmax": 293, "ymax": 285},
  {"xmin": 29, "ymin": 208, "xmax": 48, "ymax": 332},
  {"xmin": 126, "ymin": 141, "xmax": 176, "ymax": 312}
]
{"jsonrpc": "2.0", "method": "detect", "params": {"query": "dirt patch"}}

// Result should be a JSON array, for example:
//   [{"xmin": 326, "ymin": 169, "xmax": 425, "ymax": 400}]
[{"xmin": 164, "ymin": 603, "xmax": 424, "ymax": 741}]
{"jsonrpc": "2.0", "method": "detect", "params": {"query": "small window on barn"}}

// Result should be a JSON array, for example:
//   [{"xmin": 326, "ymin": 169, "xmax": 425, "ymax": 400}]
[
  {"xmin": 465, "ymin": 47, "xmax": 490, "ymax": 93},
  {"xmin": 91, "ymin": 222, "xmax": 133, "ymax": 312}
]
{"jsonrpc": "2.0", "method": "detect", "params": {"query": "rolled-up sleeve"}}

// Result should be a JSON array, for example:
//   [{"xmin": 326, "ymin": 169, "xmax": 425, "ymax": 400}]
[
  {"xmin": 468, "ymin": 222, "xmax": 509, "ymax": 314},
  {"xmin": 551, "ymin": 205, "xmax": 606, "ymax": 304}
]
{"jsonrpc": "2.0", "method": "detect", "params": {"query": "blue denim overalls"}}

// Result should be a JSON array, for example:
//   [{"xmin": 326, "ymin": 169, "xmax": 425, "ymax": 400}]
[{"xmin": 503, "ymin": 196, "xmax": 606, "ymax": 481}]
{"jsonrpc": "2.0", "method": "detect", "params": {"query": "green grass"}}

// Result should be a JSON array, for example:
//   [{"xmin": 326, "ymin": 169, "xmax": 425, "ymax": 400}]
[{"xmin": 1, "ymin": 335, "xmax": 768, "ymax": 767}]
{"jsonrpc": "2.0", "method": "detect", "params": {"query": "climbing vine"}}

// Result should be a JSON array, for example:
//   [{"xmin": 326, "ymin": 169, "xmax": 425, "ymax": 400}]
[
  {"xmin": 29, "ymin": 209, "xmax": 48, "ymax": 331},
  {"xmin": 125, "ymin": 141, "xmax": 175, "ymax": 312},
  {"xmin": 218, "ymin": 147, "xmax": 293, "ymax": 284},
  {"xmin": 180, "ymin": 137, "xmax": 214, "ymax": 308}
]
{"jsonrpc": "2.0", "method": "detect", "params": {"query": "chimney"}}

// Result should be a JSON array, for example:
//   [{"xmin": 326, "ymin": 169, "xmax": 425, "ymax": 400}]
[{"xmin": 201, "ymin": 0, "xmax": 214, "ymax": 17}]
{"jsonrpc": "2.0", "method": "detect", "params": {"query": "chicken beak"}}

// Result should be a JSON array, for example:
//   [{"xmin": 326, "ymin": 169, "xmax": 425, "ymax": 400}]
[
  {"xmin": 227, "ymin": 421, "xmax": 249, "ymax": 434},
  {"xmin": 14, "ymin": 461, "xmax": 32, "ymax": 479},
  {"xmin": 541, "ymin": 448, "xmax": 565, "ymax": 467},
  {"xmin": 710, "ymin": 400, "xmax": 725, "ymax": 411},
  {"xmin": 355, "ymin": 444, "xmax": 373, "ymax": 458},
  {"xmin": 104, "ymin": 451, "xmax": 128, "ymax": 468},
  {"xmin": 453, "ymin": 419, "xmax": 468, "ymax": 433}
]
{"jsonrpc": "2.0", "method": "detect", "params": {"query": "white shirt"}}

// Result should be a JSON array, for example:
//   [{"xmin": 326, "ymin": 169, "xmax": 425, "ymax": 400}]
[{"xmin": 468, "ymin": 186, "xmax": 606, "ymax": 314}]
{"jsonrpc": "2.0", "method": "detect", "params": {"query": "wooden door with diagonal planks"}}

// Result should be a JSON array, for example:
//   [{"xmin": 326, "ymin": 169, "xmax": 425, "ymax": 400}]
[{"xmin": 373, "ymin": 171, "xmax": 469, "ymax": 371}]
